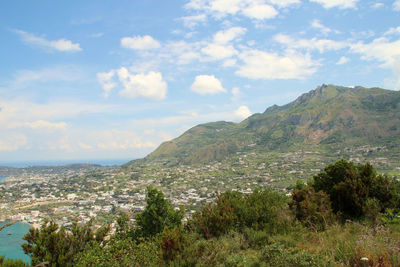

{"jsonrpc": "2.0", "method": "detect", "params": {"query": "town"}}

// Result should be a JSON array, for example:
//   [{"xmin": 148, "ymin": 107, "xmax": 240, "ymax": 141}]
[{"xmin": 1, "ymin": 145, "xmax": 399, "ymax": 233}]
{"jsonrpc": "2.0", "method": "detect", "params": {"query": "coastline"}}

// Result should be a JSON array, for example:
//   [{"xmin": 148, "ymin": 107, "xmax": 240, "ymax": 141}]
[{"xmin": 0, "ymin": 220, "xmax": 32, "ymax": 263}]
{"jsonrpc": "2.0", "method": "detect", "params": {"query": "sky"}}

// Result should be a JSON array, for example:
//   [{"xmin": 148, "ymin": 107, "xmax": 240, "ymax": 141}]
[{"xmin": 0, "ymin": 0, "xmax": 400, "ymax": 162}]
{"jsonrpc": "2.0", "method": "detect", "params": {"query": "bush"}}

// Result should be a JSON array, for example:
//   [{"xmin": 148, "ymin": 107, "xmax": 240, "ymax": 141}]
[
  {"xmin": 290, "ymin": 187, "xmax": 335, "ymax": 231},
  {"xmin": 0, "ymin": 256, "xmax": 29, "ymax": 267},
  {"xmin": 22, "ymin": 219, "xmax": 109, "ymax": 267},
  {"xmin": 136, "ymin": 186, "xmax": 184, "ymax": 238},
  {"xmin": 160, "ymin": 227, "xmax": 186, "ymax": 263},
  {"xmin": 225, "ymin": 189, "xmax": 291, "ymax": 233},
  {"xmin": 75, "ymin": 238, "xmax": 160, "ymax": 266},
  {"xmin": 312, "ymin": 159, "xmax": 400, "ymax": 219},
  {"xmin": 192, "ymin": 189, "xmax": 291, "ymax": 239},
  {"xmin": 192, "ymin": 193, "xmax": 235, "ymax": 239},
  {"xmin": 259, "ymin": 242, "xmax": 330, "ymax": 267}
]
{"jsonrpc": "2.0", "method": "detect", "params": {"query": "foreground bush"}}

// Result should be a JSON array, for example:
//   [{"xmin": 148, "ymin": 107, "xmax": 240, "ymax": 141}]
[
  {"xmin": 0, "ymin": 256, "xmax": 29, "ymax": 267},
  {"xmin": 19, "ymin": 160, "xmax": 400, "ymax": 266},
  {"xmin": 290, "ymin": 187, "xmax": 335, "ymax": 231},
  {"xmin": 22, "ymin": 219, "xmax": 109, "ymax": 267},
  {"xmin": 75, "ymin": 238, "xmax": 160, "ymax": 267},
  {"xmin": 192, "ymin": 189, "xmax": 291, "ymax": 239},
  {"xmin": 135, "ymin": 186, "xmax": 184, "ymax": 238},
  {"xmin": 312, "ymin": 159, "xmax": 400, "ymax": 219}
]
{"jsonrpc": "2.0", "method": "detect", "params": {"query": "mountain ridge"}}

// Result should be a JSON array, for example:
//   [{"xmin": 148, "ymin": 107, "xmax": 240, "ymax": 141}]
[{"xmin": 128, "ymin": 84, "xmax": 400, "ymax": 166}]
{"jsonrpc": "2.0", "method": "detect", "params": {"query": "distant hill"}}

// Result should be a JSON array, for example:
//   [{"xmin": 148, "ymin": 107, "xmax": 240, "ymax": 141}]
[
  {"xmin": 0, "ymin": 163, "xmax": 102, "ymax": 177},
  {"xmin": 129, "ymin": 84, "xmax": 400, "ymax": 165}
]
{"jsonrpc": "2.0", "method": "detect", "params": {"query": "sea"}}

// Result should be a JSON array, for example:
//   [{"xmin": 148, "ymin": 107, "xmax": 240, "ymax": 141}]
[
  {"xmin": 0, "ymin": 158, "xmax": 131, "ymax": 167},
  {"xmin": 0, "ymin": 158, "xmax": 133, "ymax": 262},
  {"xmin": 0, "ymin": 221, "xmax": 31, "ymax": 263}
]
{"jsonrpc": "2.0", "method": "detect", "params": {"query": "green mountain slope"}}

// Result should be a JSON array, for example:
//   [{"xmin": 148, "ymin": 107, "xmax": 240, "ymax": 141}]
[{"xmin": 134, "ymin": 84, "xmax": 400, "ymax": 165}]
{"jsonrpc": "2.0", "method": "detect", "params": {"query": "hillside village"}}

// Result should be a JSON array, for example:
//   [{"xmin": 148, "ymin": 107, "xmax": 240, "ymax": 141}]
[{"xmin": 1, "ymin": 145, "xmax": 398, "ymax": 232}]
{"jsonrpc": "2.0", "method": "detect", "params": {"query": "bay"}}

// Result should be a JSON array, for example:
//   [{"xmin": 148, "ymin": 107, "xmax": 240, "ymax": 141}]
[
  {"xmin": 0, "ymin": 176, "xmax": 7, "ymax": 182},
  {"xmin": 0, "ymin": 221, "xmax": 31, "ymax": 263}
]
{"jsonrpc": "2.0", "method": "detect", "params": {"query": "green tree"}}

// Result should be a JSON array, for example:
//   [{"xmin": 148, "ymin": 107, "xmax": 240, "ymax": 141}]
[
  {"xmin": 22, "ymin": 219, "xmax": 109, "ymax": 267},
  {"xmin": 136, "ymin": 187, "xmax": 184, "ymax": 238},
  {"xmin": 290, "ymin": 187, "xmax": 334, "ymax": 231},
  {"xmin": 312, "ymin": 159, "xmax": 400, "ymax": 219},
  {"xmin": 0, "ymin": 256, "xmax": 29, "ymax": 267}
]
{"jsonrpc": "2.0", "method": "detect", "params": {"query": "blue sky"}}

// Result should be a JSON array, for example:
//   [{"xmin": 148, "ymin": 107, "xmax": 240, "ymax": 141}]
[{"xmin": 0, "ymin": 0, "xmax": 400, "ymax": 162}]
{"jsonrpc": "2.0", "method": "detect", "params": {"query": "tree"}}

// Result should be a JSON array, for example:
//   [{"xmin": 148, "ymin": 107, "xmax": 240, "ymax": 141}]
[
  {"xmin": 0, "ymin": 256, "xmax": 29, "ymax": 267},
  {"xmin": 290, "ymin": 187, "xmax": 334, "ymax": 231},
  {"xmin": 136, "ymin": 187, "xmax": 184, "ymax": 238},
  {"xmin": 22, "ymin": 219, "xmax": 109, "ymax": 267},
  {"xmin": 311, "ymin": 159, "xmax": 400, "ymax": 219}
]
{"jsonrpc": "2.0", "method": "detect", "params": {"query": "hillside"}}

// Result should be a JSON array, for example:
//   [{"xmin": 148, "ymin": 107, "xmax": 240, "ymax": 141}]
[{"xmin": 131, "ymin": 84, "xmax": 400, "ymax": 165}]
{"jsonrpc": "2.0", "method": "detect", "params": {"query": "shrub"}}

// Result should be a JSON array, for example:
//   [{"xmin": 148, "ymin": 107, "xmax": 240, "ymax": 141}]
[
  {"xmin": 160, "ymin": 227, "xmax": 186, "ymax": 263},
  {"xmin": 136, "ymin": 186, "xmax": 184, "ymax": 238},
  {"xmin": 290, "ymin": 187, "xmax": 335, "ymax": 231},
  {"xmin": 226, "ymin": 189, "xmax": 291, "ymax": 233},
  {"xmin": 192, "ymin": 189, "xmax": 291, "ymax": 239},
  {"xmin": 22, "ymin": 219, "xmax": 109, "ymax": 267},
  {"xmin": 259, "ymin": 242, "xmax": 330, "ymax": 267},
  {"xmin": 312, "ymin": 159, "xmax": 400, "ymax": 219},
  {"xmin": 0, "ymin": 256, "xmax": 29, "ymax": 267},
  {"xmin": 192, "ymin": 193, "xmax": 235, "ymax": 239},
  {"xmin": 75, "ymin": 238, "xmax": 160, "ymax": 267}
]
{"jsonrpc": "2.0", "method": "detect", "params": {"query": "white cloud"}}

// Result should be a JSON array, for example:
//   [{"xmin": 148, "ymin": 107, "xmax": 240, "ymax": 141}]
[
  {"xmin": 273, "ymin": 34, "xmax": 347, "ymax": 53},
  {"xmin": 191, "ymin": 75, "xmax": 227, "ymax": 95},
  {"xmin": 202, "ymin": 43, "xmax": 238, "ymax": 60},
  {"xmin": 210, "ymin": 0, "xmax": 242, "ymax": 15},
  {"xmin": 184, "ymin": 0, "xmax": 300, "ymax": 21},
  {"xmin": 0, "ymin": 100, "xmax": 108, "ymax": 124},
  {"xmin": 394, "ymin": 0, "xmax": 400, "ymax": 11},
  {"xmin": 336, "ymin": 56, "xmax": 349, "ymax": 65},
  {"xmin": 0, "ymin": 133, "xmax": 27, "ymax": 151},
  {"xmin": 117, "ymin": 68, "xmax": 167, "ymax": 100},
  {"xmin": 350, "ymin": 37, "xmax": 400, "ymax": 67},
  {"xmin": 268, "ymin": 0, "xmax": 301, "ymax": 8},
  {"xmin": 95, "ymin": 130, "xmax": 155, "ymax": 150},
  {"xmin": 185, "ymin": 0, "xmax": 208, "ymax": 10},
  {"xmin": 181, "ymin": 14, "xmax": 207, "ymax": 28},
  {"xmin": 222, "ymin": 58, "xmax": 237, "ymax": 67},
  {"xmin": 236, "ymin": 49, "xmax": 318, "ymax": 80},
  {"xmin": 311, "ymin": 19, "xmax": 338, "ymax": 35},
  {"xmin": 393, "ymin": 58, "xmax": 400, "ymax": 88},
  {"xmin": 243, "ymin": 4, "xmax": 278, "ymax": 20},
  {"xmin": 121, "ymin": 35, "xmax": 161, "ymax": 50},
  {"xmin": 384, "ymin": 27, "xmax": 400, "ymax": 36},
  {"xmin": 213, "ymin": 27, "xmax": 247, "ymax": 44},
  {"xmin": 371, "ymin": 2, "xmax": 384, "ymax": 9},
  {"xmin": 234, "ymin": 105, "xmax": 252, "ymax": 120},
  {"xmin": 349, "ymin": 34, "xmax": 400, "ymax": 88},
  {"xmin": 97, "ymin": 70, "xmax": 117, "ymax": 98},
  {"xmin": 90, "ymin": 32, "xmax": 104, "ymax": 38},
  {"xmin": 11, "ymin": 66, "xmax": 83, "ymax": 89},
  {"xmin": 186, "ymin": 0, "xmax": 300, "ymax": 12},
  {"xmin": 231, "ymin": 87, "xmax": 242, "ymax": 101},
  {"xmin": 13, "ymin": 29, "xmax": 82, "ymax": 52},
  {"xmin": 26, "ymin": 120, "xmax": 67, "ymax": 131},
  {"xmin": 78, "ymin": 142, "xmax": 93, "ymax": 150},
  {"xmin": 310, "ymin": 0, "xmax": 358, "ymax": 9},
  {"xmin": 163, "ymin": 40, "xmax": 203, "ymax": 65}
]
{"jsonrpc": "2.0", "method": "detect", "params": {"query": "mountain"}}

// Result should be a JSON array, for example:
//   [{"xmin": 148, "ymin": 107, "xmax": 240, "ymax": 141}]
[{"xmin": 131, "ymin": 84, "xmax": 400, "ymax": 165}]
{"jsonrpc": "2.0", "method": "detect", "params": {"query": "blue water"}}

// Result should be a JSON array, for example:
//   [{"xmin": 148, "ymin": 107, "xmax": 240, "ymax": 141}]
[
  {"xmin": 0, "ymin": 158, "xmax": 132, "ymax": 167},
  {"xmin": 0, "ymin": 176, "xmax": 7, "ymax": 182},
  {"xmin": 0, "ymin": 221, "xmax": 31, "ymax": 263}
]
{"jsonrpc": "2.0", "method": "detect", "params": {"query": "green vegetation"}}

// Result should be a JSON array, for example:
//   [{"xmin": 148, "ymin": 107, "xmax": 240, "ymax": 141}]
[
  {"xmin": 9, "ymin": 160, "xmax": 399, "ymax": 267},
  {"xmin": 131, "ymin": 85, "xmax": 400, "ymax": 166},
  {"xmin": 21, "ymin": 219, "xmax": 109, "ymax": 267},
  {"xmin": 0, "ymin": 257, "xmax": 28, "ymax": 267}
]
